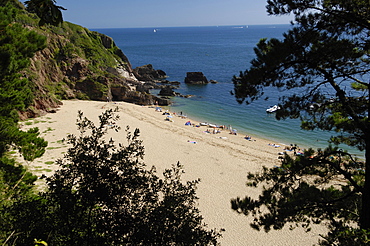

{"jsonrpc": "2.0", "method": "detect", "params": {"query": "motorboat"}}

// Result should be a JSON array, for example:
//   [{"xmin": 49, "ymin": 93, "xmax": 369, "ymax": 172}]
[{"xmin": 266, "ymin": 105, "xmax": 280, "ymax": 113}]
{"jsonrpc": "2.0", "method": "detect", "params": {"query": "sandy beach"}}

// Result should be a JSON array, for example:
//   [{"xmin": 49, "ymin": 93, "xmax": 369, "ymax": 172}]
[{"xmin": 19, "ymin": 100, "xmax": 325, "ymax": 245}]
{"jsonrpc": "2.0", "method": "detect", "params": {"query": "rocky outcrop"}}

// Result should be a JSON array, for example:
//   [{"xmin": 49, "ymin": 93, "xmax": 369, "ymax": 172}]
[
  {"xmin": 133, "ymin": 64, "xmax": 167, "ymax": 81},
  {"xmin": 184, "ymin": 72, "xmax": 209, "ymax": 84},
  {"xmin": 20, "ymin": 21, "xmax": 173, "ymax": 118},
  {"xmin": 159, "ymin": 86, "xmax": 176, "ymax": 97}
]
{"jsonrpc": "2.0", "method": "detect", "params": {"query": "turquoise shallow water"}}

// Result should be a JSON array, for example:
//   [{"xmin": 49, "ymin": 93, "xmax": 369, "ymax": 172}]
[{"xmin": 94, "ymin": 25, "xmax": 364, "ymax": 158}]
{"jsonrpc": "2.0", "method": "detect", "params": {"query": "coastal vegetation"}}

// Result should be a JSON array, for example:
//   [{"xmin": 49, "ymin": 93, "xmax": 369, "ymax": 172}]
[
  {"xmin": 0, "ymin": 0, "xmax": 48, "ymax": 243},
  {"xmin": 232, "ymin": 0, "xmax": 370, "ymax": 245},
  {"xmin": 4, "ymin": 110, "xmax": 222, "ymax": 245},
  {"xmin": 25, "ymin": 0, "xmax": 66, "ymax": 26},
  {"xmin": 2, "ymin": 0, "xmax": 161, "ymax": 119}
]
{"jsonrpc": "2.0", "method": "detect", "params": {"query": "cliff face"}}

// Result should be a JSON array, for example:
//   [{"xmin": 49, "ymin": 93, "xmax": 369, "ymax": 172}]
[{"xmin": 20, "ymin": 19, "xmax": 164, "ymax": 119}]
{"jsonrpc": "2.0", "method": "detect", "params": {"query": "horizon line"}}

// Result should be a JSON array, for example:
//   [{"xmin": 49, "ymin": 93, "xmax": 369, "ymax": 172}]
[{"xmin": 88, "ymin": 23, "xmax": 291, "ymax": 30}]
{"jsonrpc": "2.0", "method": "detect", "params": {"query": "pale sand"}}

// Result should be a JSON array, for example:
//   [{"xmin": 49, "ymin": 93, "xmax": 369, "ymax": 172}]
[{"xmin": 19, "ymin": 100, "xmax": 326, "ymax": 245}]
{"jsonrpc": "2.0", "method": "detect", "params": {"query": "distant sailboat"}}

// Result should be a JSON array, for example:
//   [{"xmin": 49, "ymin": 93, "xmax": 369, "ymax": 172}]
[{"xmin": 153, "ymin": 29, "xmax": 157, "ymax": 33}]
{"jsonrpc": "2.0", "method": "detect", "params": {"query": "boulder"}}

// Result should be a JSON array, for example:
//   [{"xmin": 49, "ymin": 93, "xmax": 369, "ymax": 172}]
[
  {"xmin": 133, "ymin": 64, "xmax": 167, "ymax": 81},
  {"xmin": 111, "ymin": 87, "xmax": 170, "ymax": 106},
  {"xmin": 184, "ymin": 72, "xmax": 208, "ymax": 84},
  {"xmin": 159, "ymin": 86, "xmax": 176, "ymax": 96}
]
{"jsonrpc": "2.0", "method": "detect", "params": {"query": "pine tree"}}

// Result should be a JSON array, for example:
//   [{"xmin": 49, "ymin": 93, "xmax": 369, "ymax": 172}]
[{"xmin": 231, "ymin": 1, "xmax": 370, "ymax": 244}]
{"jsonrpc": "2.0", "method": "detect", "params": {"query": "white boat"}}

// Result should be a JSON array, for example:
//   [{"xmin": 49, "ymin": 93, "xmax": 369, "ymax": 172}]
[{"xmin": 266, "ymin": 105, "xmax": 280, "ymax": 113}]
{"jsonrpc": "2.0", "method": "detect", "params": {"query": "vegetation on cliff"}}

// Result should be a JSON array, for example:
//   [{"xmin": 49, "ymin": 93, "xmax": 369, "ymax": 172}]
[
  {"xmin": 2, "ymin": 0, "xmax": 162, "ymax": 120},
  {"xmin": 0, "ymin": 0, "xmax": 48, "ymax": 242}
]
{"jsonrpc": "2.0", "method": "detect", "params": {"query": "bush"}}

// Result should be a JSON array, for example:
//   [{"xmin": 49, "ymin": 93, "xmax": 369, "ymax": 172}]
[{"xmin": 9, "ymin": 110, "xmax": 222, "ymax": 245}]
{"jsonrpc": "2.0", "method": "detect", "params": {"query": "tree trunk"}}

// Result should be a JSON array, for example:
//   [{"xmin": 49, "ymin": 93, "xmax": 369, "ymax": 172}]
[
  {"xmin": 360, "ymin": 91, "xmax": 370, "ymax": 229},
  {"xmin": 361, "ymin": 141, "xmax": 370, "ymax": 229}
]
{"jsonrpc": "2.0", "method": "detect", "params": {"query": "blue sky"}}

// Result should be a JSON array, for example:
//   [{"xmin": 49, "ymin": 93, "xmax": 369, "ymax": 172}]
[{"xmin": 54, "ymin": 0, "xmax": 293, "ymax": 28}]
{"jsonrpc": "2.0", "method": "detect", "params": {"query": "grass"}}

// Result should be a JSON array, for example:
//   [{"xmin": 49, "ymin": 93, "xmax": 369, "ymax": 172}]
[
  {"xmin": 42, "ymin": 127, "xmax": 54, "ymax": 133},
  {"xmin": 46, "ymin": 146, "xmax": 61, "ymax": 150},
  {"xmin": 34, "ymin": 168, "xmax": 53, "ymax": 173},
  {"xmin": 33, "ymin": 166, "xmax": 53, "ymax": 173}
]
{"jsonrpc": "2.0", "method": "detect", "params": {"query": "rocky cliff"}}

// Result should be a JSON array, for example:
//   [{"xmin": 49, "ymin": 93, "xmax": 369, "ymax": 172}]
[{"xmin": 18, "ymin": 11, "xmax": 168, "ymax": 119}]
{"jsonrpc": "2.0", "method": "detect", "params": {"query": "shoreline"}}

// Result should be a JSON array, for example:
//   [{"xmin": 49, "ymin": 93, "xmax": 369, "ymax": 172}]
[
  {"xmin": 167, "ymin": 99, "xmax": 365, "ymax": 160},
  {"xmin": 161, "ymin": 104, "xmax": 304, "ymax": 151},
  {"xmin": 18, "ymin": 100, "xmax": 326, "ymax": 245}
]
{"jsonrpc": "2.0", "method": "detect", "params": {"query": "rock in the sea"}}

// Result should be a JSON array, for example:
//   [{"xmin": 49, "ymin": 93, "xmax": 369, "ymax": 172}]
[
  {"xmin": 133, "ymin": 64, "xmax": 167, "ymax": 81},
  {"xmin": 184, "ymin": 72, "xmax": 208, "ymax": 84},
  {"xmin": 158, "ymin": 85, "xmax": 176, "ymax": 96}
]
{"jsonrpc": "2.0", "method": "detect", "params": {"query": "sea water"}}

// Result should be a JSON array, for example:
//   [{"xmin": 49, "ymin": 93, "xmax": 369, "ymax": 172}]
[{"xmin": 93, "ymin": 25, "xmax": 363, "ymax": 157}]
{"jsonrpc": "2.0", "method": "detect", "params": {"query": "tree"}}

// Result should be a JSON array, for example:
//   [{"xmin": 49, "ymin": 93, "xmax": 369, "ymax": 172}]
[
  {"xmin": 0, "ymin": 1, "xmax": 47, "ymax": 164},
  {"xmin": 9, "ymin": 109, "xmax": 222, "ymax": 245},
  {"xmin": 25, "ymin": 0, "xmax": 66, "ymax": 26},
  {"xmin": 0, "ymin": 2, "xmax": 49, "ymax": 243},
  {"xmin": 0, "ymin": 1, "xmax": 47, "ymax": 191},
  {"xmin": 0, "ymin": 1, "xmax": 47, "ymax": 158},
  {"xmin": 231, "ymin": 0, "xmax": 369, "ymax": 244}
]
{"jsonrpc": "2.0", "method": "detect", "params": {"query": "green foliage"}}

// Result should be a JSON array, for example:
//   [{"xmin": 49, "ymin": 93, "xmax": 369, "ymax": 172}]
[
  {"xmin": 5, "ymin": 1, "xmax": 130, "ymax": 103},
  {"xmin": 0, "ymin": 2, "xmax": 47, "ymax": 157},
  {"xmin": 0, "ymin": 157, "xmax": 38, "ymax": 201},
  {"xmin": 60, "ymin": 22, "xmax": 124, "ymax": 70},
  {"xmin": 232, "ymin": 146, "xmax": 363, "ymax": 231},
  {"xmin": 0, "ymin": 156, "xmax": 39, "ymax": 243},
  {"xmin": 0, "ymin": 4, "xmax": 46, "ymax": 115},
  {"xmin": 24, "ymin": 0, "xmax": 66, "ymax": 26},
  {"xmin": 232, "ymin": 0, "xmax": 369, "ymax": 245},
  {"xmin": 320, "ymin": 226, "xmax": 370, "ymax": 246},
  {"xmin": 0, "ymin": 2, "xmax": 48, "ymax": 244},
  {"xmin": 8, "ymin": 110, "xmax": 222, "ymax": 245},
  {"xmin": 15, "ymin": 128, "xmax": 47, "ymax": 161}
]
